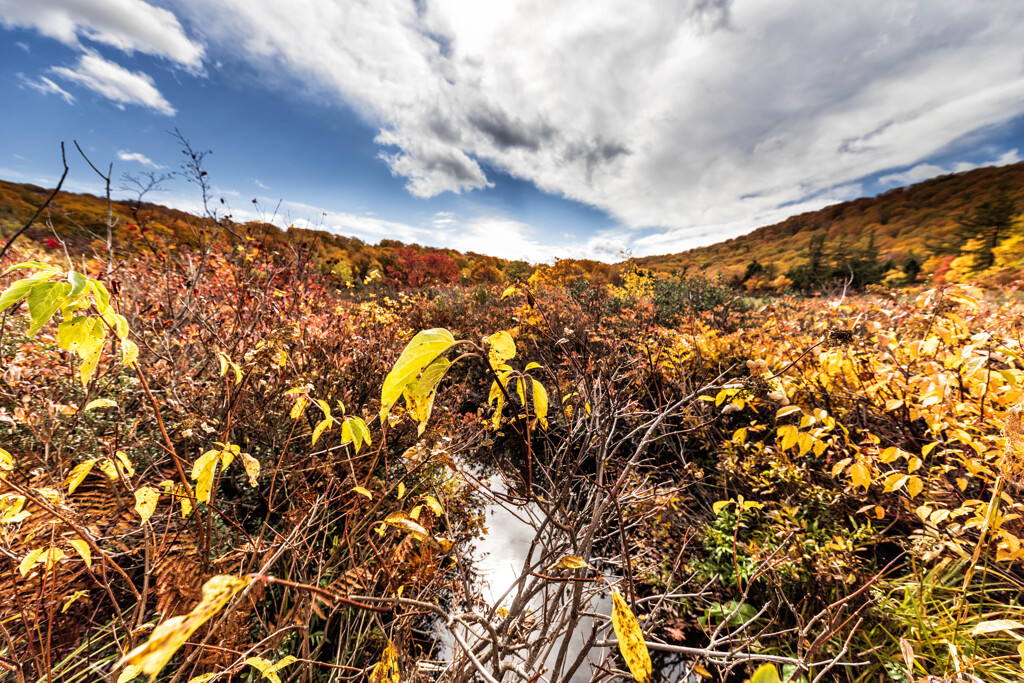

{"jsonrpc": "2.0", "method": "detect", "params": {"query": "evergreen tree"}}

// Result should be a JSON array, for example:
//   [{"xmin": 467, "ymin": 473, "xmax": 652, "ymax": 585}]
[{"xmin": 955, "ymin": 185, "xmax": 1017, "ymax": 271}]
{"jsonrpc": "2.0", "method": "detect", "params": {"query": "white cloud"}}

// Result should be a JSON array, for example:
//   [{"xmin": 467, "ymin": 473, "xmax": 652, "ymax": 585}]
[
  {"xmin": 879, "ymin": 149, "xmax": 1022, "ymax": 187},
  {"xmin": 21, "ymin": 74, "xmax": 75, "ymax": 104},
  {"xmin": 0, "ymin": 0, "xmax": 203, "ymax": 68},
  {"xmin": 172, "ymin": 0, "xmax": 1024, "ymax": 255},
  {"xmin": 117, "ymin": 149, "xmax": 163, "ymax": 168},
  {"xmin": 52, "ymin": 52, "xmax": 175, "ymax": 115}
]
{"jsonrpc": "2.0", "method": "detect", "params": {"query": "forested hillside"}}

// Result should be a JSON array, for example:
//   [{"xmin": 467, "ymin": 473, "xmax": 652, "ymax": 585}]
[
  {"xmin": 633, "ymin": 163, "xmax": 1024, "ymax": 292},
  {"xmin": 0, "ymin": 179, "xmax": 529, "ymax": 288}
]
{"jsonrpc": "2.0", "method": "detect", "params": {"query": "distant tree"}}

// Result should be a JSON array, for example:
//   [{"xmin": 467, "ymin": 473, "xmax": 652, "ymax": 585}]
[
  {"xmin": 955, "ymin": 185, "xmax": 1017, "ymax": 271},
  {"xmin": 786, "ymin": 233, "xmax": 829, "ymax": 291},
  {"xmin": 471, "ymin": 263, "xmax": 503, "ymax": 284},
  {"xmin": 505, "ymin": 260, "xmax": 534, "ymax": 281},
  {"xmin": 740, "ymin": 259, "xmax": 764, "ymax": 284},
  {"xmin": 901, "ymin": 252, "xmax": 922, "ymax": 282},
  {"xmin": 386, "ymin": 248, "xmax": 460, "ymax": 288}
]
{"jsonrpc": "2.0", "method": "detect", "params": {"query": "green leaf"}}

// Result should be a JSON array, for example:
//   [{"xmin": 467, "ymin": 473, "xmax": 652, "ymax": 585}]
[
  {"xmin": 2, "ymin": 261, "xmax": 58, "ymax": 276},
  {"xmin": 87, "ymin": 279, "xmax": 110, "ymax": 313},
  {"xmin": 68, "ymin": 270, "xmax": 88, "ymax": 297},
  {"xmin": 57, "ymin": 316, "xmax": 89, "ymax": 351},
  {"xmin": 341, "ymin": 416, "xmax": 372, "ymax": 453},
  {"xmin": 380, "ymin": 328, "xmax": 456, "ymax": 422},
  {"xmin": 403, "ymin": 356, "xmax": 452, "ymax": 434},
  {"xmin": 0, "ymin": 278, "xmax": 38, "ymax": 313},
  {"xmin": 26, "ymin": 280, "xmax": 70, "ymax": 335}
]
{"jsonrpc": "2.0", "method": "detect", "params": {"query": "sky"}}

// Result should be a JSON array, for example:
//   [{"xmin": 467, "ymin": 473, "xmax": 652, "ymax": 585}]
[{"xmin": 2, "ymin": 1, "xmax": 1024, "ymax": 263}]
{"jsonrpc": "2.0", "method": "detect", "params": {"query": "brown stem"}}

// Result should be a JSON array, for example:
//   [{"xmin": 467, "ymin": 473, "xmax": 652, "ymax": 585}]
[{"xmin": 132, "ymin": 362, "xmax": 207, "ymax": 546}]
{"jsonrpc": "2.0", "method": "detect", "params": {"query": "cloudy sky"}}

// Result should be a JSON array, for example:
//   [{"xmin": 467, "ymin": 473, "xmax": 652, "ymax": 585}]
[{"xmin": 2, "ymin": 0, "xmax": 1024, "ymax": 261}]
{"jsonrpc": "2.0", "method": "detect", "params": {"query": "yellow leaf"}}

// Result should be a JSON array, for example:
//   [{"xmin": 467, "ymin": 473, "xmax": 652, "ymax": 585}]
[
  {"xmin": 972, "ymin": 619, "xmax": 1024, "ymax": 635},
  {"xmin": 383, "ymin": 511, "xmax": 451, "ymax": 551},
  {"xmin": 746, "ymin": 663, "xmax": 782, "ymax": 683},
  {"xmin": 0, "ymin": 447, "xmax": 11, "ymax": 471},
  {"xmin": 240, "ymin": 452, "xmax": 260, "ymax": 487},
  {"xmin": 134, "ymin": 487, "xmax": 160, "ymax": 524},
  {"xmin": 693, "ymin": 664, "xmax": 713, "ymax": 678},
  {"xmin": 19, "ymin": 548, "xmax": 44, "ymax": 576},
  {"xmin": 117, "ymin": 665, "xmax": 144, "ymax": 683},
  {"xmin": 352, "ymin": 486, "xmax": 373, "ymax": 499},
  {"xmin": 384, "ymin": 511, "xmax": 433, "ymax": 543},
  {"xmin": 179, "ymin": 487, "xmax": 194, "ymax": 518},
  {"xmin": 776, "ymin": 405, "xmax": 802, "ymax": 418},
  {"xmin": 850, "ymin": 462, "xmax": 871, "ymax": 490},
  {"xmin": 489, "ymin": 379, "xmax": 505, "ymax": 428},
  {"xmin": 61, "ymin": 589, "xmax": 88, "ymax": 613},
  {"xmin": 290, "ymin": 395, "xmax": 309, "ymax": 419},
  {"xmin": 532, "ymin": 379, "xmax": 548, "ymax": 429},
  {"xmin": 403, "ymin": 356, "xmax": 452, "ymax": 434},
  {"xmin": 883, "ymin": 473, "xmax": 908, "ymax": 493},
  {"xmin": 186, "ymin": 675, "xmax": 218, "ymax": 683},
  {"xmin": 121, "ymin": 338, "xmax": 139, "ymax": 366},
  {"xmin": 831, "ymin": 457, "xmax": 851, "ymax": 478},
  {"xmin": 246, "ymin": 655, "xmax": 298, "ymax": 683},
  {"xmin": 0, "ymin": 494, "xmax": 27, "ymax": 524},
  {"xmin": 610, "ymin": 588, "xmax": 652, "ymax": 683},
  {"xmin": 83, "ymin": 398, "xmax": 117, "ymax": 411},
  {"xmin": 191, "ymin": 452, "xmax": 220, "ymax": 505},
  {"xmin": 115, "ymin": 451, "xmax": 136, "ymax": 477},
  {"xmin": 314, "ymin": 398, "xmax": 332, "ymax": 419},
  {"xmin": 778, "ymin": 426, "xmax": 799, "ymax": 451},
  {"xmin": 423, "ymin": 495, "xmax": 444, "ymax": 516},
  {"xmin": 311, "ymin": 417, "xmax": 333, "ymax": 446},
  {"xmin": 410, "ymin": 504, "xmax": 423, "ymax": 520},
  {"xmin": 65, "ymin": 458, "xmax": 98, "ymax": 494},
  {"xmin": 485, "ymin": 330, "xmax": 517, "ymax": 367},
  {"xmin": 216, "ymin": 352, "xmax": 242, "ymax": 385},
  {"xmin": 397, "ymin": 482, "xmax": 406, "ymax": 499},
  {"xmin": 548, "ymin": 555, "xmax": 591, "ymax": 571},
  {"xmin": 907, "ymin": 475, "xmax": 924, "ymax": 499},
  {"xmin": 369, "ymin": 640, "xmax": 400, "ymax": 683},
  {"xmin": 500, "ymin": 284, "xmax": 518, "ymax": 300},
  {"xmin": 117, "ymin": 575, "xmax": 252, "ymax": 681},
  {"xmin": 42, "ymin": 547, "xmax": 66, "ymax": 570},
  {"xmin": 68, "ymin": 538, "xmax": 92, "ymax": 567},
  {"xmin": 712, "ymin": 500, "xmax": 731, "ymax": 515}
]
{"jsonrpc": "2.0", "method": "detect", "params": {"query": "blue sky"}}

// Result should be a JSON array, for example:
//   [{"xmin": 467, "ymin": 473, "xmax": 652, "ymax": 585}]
[{"xmin": 2, "ymin": 1, "xmax": 1024, "ymax": 262}]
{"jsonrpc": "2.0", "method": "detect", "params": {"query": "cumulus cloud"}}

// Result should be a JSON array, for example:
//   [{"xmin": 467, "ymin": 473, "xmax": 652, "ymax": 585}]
[
  {"xmin": 52, "ymin": 52, "xmax": 175, "ymax": 114},
  {"xmin": 172, "ymin": 0, "xmax": 1024, "ymax": 254},
  {"xmin": 117, "ymin": 150, "xmax": 163, "ymax": 168},
  {"xmin": 879, "ymin": 149, "xmax": 1023, "ymax": 187},
  {"xmin": 21, "ymin": 74, "xmax": 75, "ymax": 104},
  {"xmin": 0, "ymin": 0, "xmax": 203, "ymax": 68}
]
